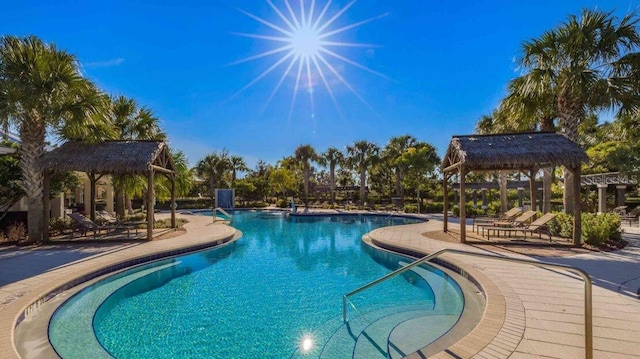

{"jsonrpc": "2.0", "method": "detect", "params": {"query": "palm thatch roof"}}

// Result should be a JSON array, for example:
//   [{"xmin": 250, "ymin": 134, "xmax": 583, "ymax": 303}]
[
  {"xmin": 42, "ymin": 141, "xmax": 175, "ymax": 174},
  {"xmin": 442, "ymin": 132, "xmax": 588, "ymax": 172}
]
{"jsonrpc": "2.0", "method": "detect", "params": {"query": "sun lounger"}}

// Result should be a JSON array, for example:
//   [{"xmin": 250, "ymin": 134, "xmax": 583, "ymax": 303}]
[
  {"xmin": 472, "ymin": 207, "xmax": 522, "ymax": 232},
  {"xmin": 486, "ymin": 213, "xmax": 557, "ymax": 240},
  {"xmin": 475, "ymin": 210, "xmax": 537, "ymax": 236},
  {"xmin": 68, "ymin": 212, "xmax": 136, "ymax": 238},
  {"xmin": 618, "ymin": 207, "xmax": 640, "ymax": 226}
]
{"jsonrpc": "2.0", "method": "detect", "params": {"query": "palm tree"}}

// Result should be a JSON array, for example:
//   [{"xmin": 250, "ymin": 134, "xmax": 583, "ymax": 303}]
[
  {"xmin": 475, "ymin": 112, "xmax": 511, "ymax": 213},
  {"xmin": 196, "ymin": 151, "xmax": 230, "ymax": 204},
  {"xmin": 383, "ymin": 135, "xmax": 418, "ymax": 200},
  {"xmin": 517, "ymin": 9, "xmax": 640, "ymax": 213},
  {"xmin": 229, "ymin": 155, "xmax": 248, "ymax": 188},
  {"xmin": 294, "ymin": 144, "xmax": 318, "ymax": 211},
  {"xmin": 0, "ymin": 36, "xmax": 110, "ymax": 243},
  {"xmin": 346, "ymin": 140, "xmax": 380, "ymax": 206},
  {"xmin": 320, "ymin": 147, "xmax": 343, "ymax": 205},
  {"xmin": 110, "ymin": 95, "xmax": 166, "ymax": 217}
]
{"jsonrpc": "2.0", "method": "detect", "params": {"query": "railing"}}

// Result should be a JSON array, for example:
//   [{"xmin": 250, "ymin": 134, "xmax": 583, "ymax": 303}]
[
  {"xmin": 342, "ymin": 248, "xmax": 593, "ymax": 359},
  {"xmin": 212, "ymin": 207, "xmax": 233, "ymax": 223}
]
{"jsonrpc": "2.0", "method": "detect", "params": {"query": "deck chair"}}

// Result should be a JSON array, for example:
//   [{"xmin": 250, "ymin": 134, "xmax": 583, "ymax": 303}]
[
  {"xmin": 476, "ymin": 210, "xmax": 537, "ymax": 237},
  {"xmin": 487, "ymin": 213, "xmax": 557, "ymax": 240},
  {"xmin": 619, "ymin": 207, "xmax": 640, "ymax": 226},
  {"xmin": 68, "ymin": 212, "xmax": 133, "ymax": 238},
  {"xmin": 472, "ymin": 207, "xmax": 522, "ymax": 233}
]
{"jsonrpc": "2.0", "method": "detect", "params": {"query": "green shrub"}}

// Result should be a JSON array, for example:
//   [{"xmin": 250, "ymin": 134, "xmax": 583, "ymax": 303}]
[
  {"xmin": 50, "ymin": 217, "xmax": 72, "ymax": 234},
  {"xmin": 582, "ymin": 213, "xmax": 621, "ymax": 246},
  {"xmin": 403, "ymin": 204, "xmax": 418, "ymax": 213},
  {"xmin": 422, "ymin": 202, "xmax": 444, "ymax": 214},
  {"xmin": 276, "ymin": 199, "xmax": 289, "ymax": 208},
  {"xmin": 154, "ymin": 218, "xmax": 188, "ymax": 229},
  {"xmin": 548, "ymin": 213, "xmax": 574, "ymax": 238},
  {"xmin": 244, "ymin": 201, "xmax": 269, "ymax": 208},
  {"xmin": 6, "ymin": 222, "xmax": 26, "ymax": 242},
  {"xmin": 548, "ymin": 212, "xmax": 621, "ymax": 245},
  {"xmin": 452, "ymin": 205, "xmax": 486, "ymax": 217}
]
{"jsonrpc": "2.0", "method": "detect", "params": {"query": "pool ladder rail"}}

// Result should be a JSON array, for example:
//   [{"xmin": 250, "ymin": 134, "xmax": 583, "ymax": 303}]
[
  {"xmin": 212, "ymin": 207, "xmax": 233, "ymax": 223},
  {"xmin": 342, "ymin": 248, "xmax": 594, "ymax": 359}
]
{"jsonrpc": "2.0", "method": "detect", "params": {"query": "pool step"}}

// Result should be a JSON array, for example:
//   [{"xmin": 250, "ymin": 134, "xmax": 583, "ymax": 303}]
[{"xmin": 387, "ymin": 314, "xmax": 460, "ymax": 358}]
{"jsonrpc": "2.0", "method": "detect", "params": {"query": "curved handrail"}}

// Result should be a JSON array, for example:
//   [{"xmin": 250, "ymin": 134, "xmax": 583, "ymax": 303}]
[
  {"xmin": 342, "ymin": 248, "xmax": 593, "ymax": 359},
  {"xmin": 213, "ymin": 207, "xmax": 233, "ymax": 223}
]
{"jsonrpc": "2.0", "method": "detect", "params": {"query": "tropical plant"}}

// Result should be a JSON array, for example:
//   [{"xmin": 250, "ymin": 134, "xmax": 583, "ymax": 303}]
[
  {"xmin": 195, "ymin": 150, "xmax": 231, "ymax": 202},
  {"xmin": 0, "ymin": 35, "xmax": 111, "ymax": 243},
  {"xmin": 346, "ymin": 140, "xmax": 380, "ymax": 206},
  {"xmin": 294, "ymin": 144, "xmax": 319, "ymax": 210},
  {"xmin": 229, "ymin": 155, "xmax": 248, "ymax": 188},
  {"xmin": 320, "ymin": 147, "xmax": 343, "ymax": 205},
  {"xmin": 517, "ymin": 9, "xmax": 640, "ymax": 214}
]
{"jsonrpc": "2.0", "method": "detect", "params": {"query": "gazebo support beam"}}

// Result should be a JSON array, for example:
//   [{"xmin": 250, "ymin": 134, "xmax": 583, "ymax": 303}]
[
  {"xmin": 443, "ymin": 172, "xmax": 449, "ymax": 232},
  {"xmin": 459, "ymin": 167, "xmax": 466, "ymax": 243},
  {"xmin": 151, "ymin": 165, "xmax": 173, "ymax": 174},
  {"xmin": 529, "ymin": 168, "xmax": 537, "ymax": 212},
  {"xmin": 89, "ymin": 171, "xmax": 97, "ymax": 221},
  {"xmin": 171, "ymin": 173, "xmax": 176, "ymax": 229},
  {"xmin": 570, "ymin": 165, "xmax": 582, "ymax": 247},
  {"xmin": 147, "ymin": 169, "xmax": 154, "ymax": 240}
]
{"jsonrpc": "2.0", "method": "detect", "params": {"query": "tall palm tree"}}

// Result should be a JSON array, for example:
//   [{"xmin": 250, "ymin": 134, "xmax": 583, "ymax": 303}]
[
  {"xmin": 320, "ymin": 147, "xmax": 343, "ymax": 205},
  {"xmin": 346, "ymin": 140, "xmax": 380, "ymax": 206},
  {"xmin": 196, "ymin": 150, "xmax": 230, "ymax": 203},
  {"xmin": 110, "ymin": 95, "xmax": 166, "ymax": 217},
  {"xmin": 229, "ymin": 155, "xmax": 248, "ymax": 188},
  {"xmin": 294, "ymin": 144, "xmax": 318, "ymax": 211},
  {"xmin": 0, "ymin": 36, "xmax": 110, "ymax": 243},
  {"xmin": 383, "ymin": 135, "xmax": 418, "ymax": 200},
  {"xmin": 517, "ymin": 8, "xmax": 640, "ymax": 213},
  {"xmin": 475, "ymin": 112, "xmax": 511, "ymax": 213}
]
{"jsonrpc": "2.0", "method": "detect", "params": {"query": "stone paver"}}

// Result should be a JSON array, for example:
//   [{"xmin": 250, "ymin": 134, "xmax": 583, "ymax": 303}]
[
  {"xmin": 0, "ymin": 213, "xmax": 236, "ymax": 359},
  {"xmin": 369, "ymin": 217, "xmax": 640, "ymax": 358}
]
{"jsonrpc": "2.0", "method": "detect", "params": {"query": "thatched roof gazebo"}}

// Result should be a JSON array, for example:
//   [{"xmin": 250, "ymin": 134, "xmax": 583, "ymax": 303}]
[
  {"xmin": 42, "ymin": 141, "xmax": 177, "ymax": 241},
  {"xmin": 441, "ymin": 132, "xmax": 588, "ymax": 245}
]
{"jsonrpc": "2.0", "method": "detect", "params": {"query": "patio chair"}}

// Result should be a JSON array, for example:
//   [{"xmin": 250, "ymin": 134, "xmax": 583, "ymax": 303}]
[
  {"xmin": 486, "ymin": 213, "xmax": 557, "ymax": 240},
  {"xmin": 67, "ymin": 212, "xmax": 134, "ymax": 239},
  {"xmin": 476, "ymin": 210, "xmax": 537, "ymax": 237},
  {"xmin": 619, "ymin": 207, "xmax": 640, "ymax": 226},
  {"xmin": 472, "ymin": 207, "xmax": 522, "ymax": 232}
]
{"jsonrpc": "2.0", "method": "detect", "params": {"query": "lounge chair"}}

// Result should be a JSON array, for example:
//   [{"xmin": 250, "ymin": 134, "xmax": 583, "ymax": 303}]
[
  {"xmin": 472, "ymin": 207, "xmax": 522, "ymax": 233},
  {"xmin": 619, "ymin": 207, "xmax": 640, "ymax": 226},
  {"xmin": 68, "ymin": 212, "xmax": 135, "ymax": 238},
  {"xmin": 486, "ymin": 213, "xmax": 557, "ymax": 240},
  {"xmin": 476, "ymin": 210, "xmax": 537, "ymax": 237}
]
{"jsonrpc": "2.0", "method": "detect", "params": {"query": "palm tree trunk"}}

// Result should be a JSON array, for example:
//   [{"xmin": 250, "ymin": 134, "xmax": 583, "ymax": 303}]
[
  {"xmin": 125, "ymin": 194, "xmax": 134, "ymax": 215},
  {"xmin": 394, "ymin": 168, "xmax": 402, "ymax": 197},
  {"xmin": 20, "ymin": 118, "xmax": 46, "ymax": 243},
  {"xmin": 329, "ymin": 164, "xmax": 336, "ymax": 205},
  {"xmin": 359, "ymin": 169, "xmax": 366, "ymax": 206},
  {"xmin": 558, "ymin": 96, "xmax": 583, "ymax": 214}
]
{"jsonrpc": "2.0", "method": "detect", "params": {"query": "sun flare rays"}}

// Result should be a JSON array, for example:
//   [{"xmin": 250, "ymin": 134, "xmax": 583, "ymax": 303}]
[{"xmin": 230, "ymin": 0, "xmax": 387, "ymax": 119}]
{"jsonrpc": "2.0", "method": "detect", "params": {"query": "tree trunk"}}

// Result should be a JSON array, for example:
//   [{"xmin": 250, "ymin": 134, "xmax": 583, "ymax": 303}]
[
  {"xmin": 126, "ymin": 194, "xmax": 134, "ymax": 215},
  {"xmin": 329, "ymin": 164, "xmax": 336, "ymax": 205},
  {"xmin": 115, "ymin": 189, "xmax": 125, "ymax": 219},
  {"xmin": 557, "ymin": 94, "xmax": 583, "ymax": 214},
  {"xmin": 394, "ymin": 168, "xmax": 402, "ymax": 197},
  {"xmin": 542, "ymin": 167, "xmax": 553, "ymax": 213},
  {"xmin": 20, "ymin": 118, "xmax": 46, "ymax": 243},
  {"xmin": 303, "ymin": 165, "xmax": 310, "ymax": 210},
  {"xmin": 499, "ymin": 171, "xmax": 508, "ymax": 213},
  {"xmin": 359, "ymin": 169, "xmax": 366, "ymax": 206}
]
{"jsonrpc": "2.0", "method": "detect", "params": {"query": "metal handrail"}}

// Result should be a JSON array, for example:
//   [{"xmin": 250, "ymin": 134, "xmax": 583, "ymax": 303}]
[
  {"xmin": 342, "ymin": 248, "xmax": 593, "ymax": 359},
  {"xmin": 213, "ymin": 207, "xmax": 233, "ymax": 223}
]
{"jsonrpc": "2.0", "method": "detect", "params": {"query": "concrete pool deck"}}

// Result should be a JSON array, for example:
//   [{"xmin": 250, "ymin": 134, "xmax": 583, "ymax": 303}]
[{"xmin": 0, "ymin": 211, "xmax": 639, "ymax": 358}]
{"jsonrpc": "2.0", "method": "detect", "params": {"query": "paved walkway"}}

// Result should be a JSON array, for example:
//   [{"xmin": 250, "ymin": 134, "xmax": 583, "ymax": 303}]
[
  {"xmin": 0, "ymin": 214, "xmax": 236, "ymax": 359},
  {"xmin": 369, "ymin": 217, "xmax": 640, "ymax": 358},
  {"xmin": 1, "ymin": 212, "xmax": 639, "ymax": 358}
]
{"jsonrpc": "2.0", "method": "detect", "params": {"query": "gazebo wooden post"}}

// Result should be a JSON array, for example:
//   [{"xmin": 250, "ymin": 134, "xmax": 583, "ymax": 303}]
[
  {"xmin": 459, "ymin": 167, "xmax": 466, "ymax": 243},
  {"xmin": 571, "ymin": 165, "xmax": 582, "ymax": 247},
  {"xmin": 443, "ymin": 172, "xmax": 449, "ymax": 232},
  {"xmin": 89, "ymin": 171, "xmax": 97, "ymax": 221},
  {"xmin": 43, "ymin": 171, "xmax": 51, "ymax": 243},
  {"xmin": 529, "ymin": 168, "xmax": 538, "ymax": 213},
  {"xmin": 147, "ymin": 169, "xmax": 154, "ymax": 240},
  {"xmin": 170, "ymin": 173, "xmax": 176, "ymax": 229}
]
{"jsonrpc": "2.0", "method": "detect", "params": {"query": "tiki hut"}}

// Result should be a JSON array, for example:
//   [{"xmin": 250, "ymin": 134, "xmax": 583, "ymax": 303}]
[
  {"xmin": 441, "ymin": 132, "xmax": 588, "ymax": 245},
  {"xmin": 42, "ymin": 141, "xmax": 177, "ymax": 241}
]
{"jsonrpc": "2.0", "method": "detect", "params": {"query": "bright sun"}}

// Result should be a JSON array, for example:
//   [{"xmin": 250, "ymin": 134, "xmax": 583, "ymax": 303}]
[{"xmin": 230, "ymin": 0, "xmax": 388, "ymax": 119}]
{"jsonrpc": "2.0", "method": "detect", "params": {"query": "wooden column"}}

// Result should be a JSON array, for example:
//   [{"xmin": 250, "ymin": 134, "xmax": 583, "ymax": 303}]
[
  {"xmin": 89, "ymin": 171, "xmax": 96, "ymax": 221},
  {"xmin": 459, "ymin": 167, "xmax": 466, "ymax": 243},
  {"xmin": 43, "ymin": 172, "xmax": 51, "ymax": 243},
  {"xmin": 170, "ymin": 173, "xmax": 176, "ymax": 229},
  {"xmin": 529, "ymin": 168, "xmax": 537, "ymax": 213},
  {"xmin": 147, "ymin": 169, "xmax": 154, "ymax": 240},
  {"xmin": 443, "ymin": 173, "xmax": 449, "ymax": 232},
  {"xmin": 571, "ymin": 166, "xmax": 582, "ymax": 247}
]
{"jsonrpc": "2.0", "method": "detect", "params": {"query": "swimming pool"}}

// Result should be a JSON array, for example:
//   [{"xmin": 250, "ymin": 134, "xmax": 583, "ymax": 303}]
[{"xmin": 49, "ymin": 212, "xmax": 465, "ymax": 358}]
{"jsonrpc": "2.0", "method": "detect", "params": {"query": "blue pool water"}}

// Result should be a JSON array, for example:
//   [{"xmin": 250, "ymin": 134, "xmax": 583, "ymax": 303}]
[{"xmin": 49, "ymin": 212, "xmax": 464, "ymax": 358}]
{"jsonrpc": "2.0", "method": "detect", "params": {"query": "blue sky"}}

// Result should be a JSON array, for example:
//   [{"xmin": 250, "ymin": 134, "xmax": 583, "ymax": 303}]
[{"xmin": 3, "ymin": 0, "xmax": 637, "ymax": 168}]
